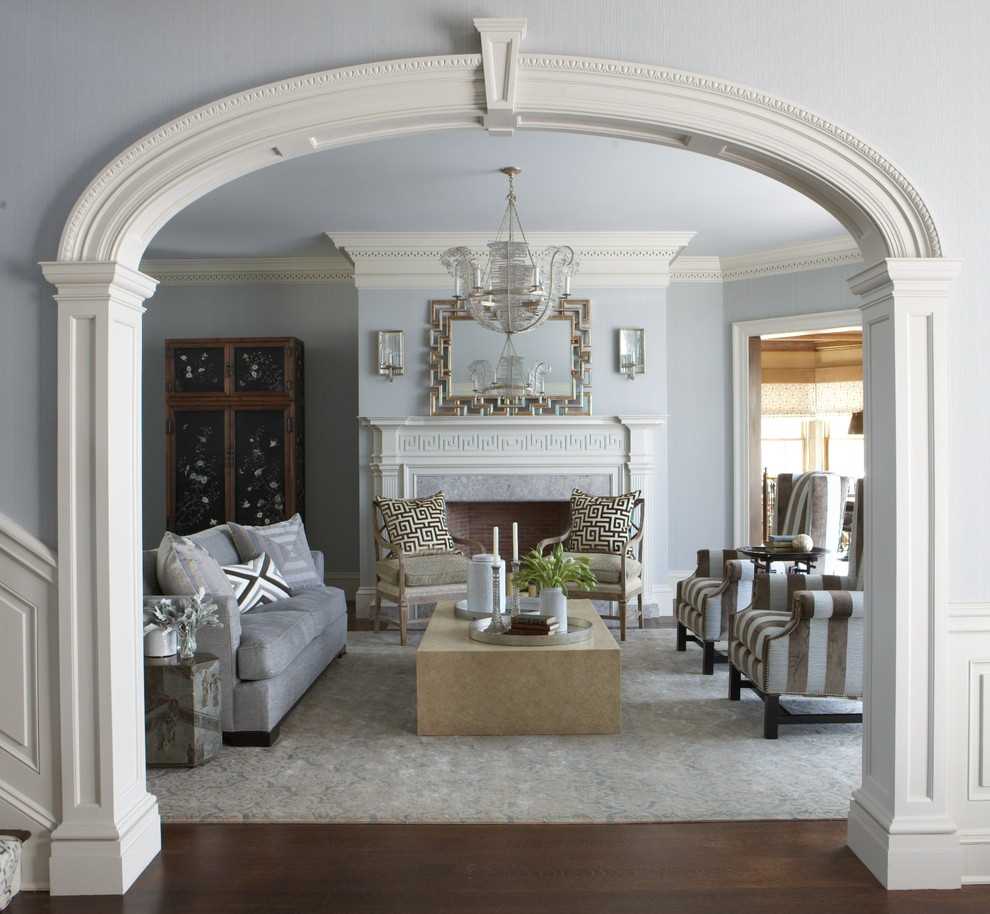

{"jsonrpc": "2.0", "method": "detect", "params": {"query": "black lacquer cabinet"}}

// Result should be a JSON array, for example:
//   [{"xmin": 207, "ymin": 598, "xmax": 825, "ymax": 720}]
[{"xmin": 165, "ymin": 337, "xmax": 305, "ymax": 535}]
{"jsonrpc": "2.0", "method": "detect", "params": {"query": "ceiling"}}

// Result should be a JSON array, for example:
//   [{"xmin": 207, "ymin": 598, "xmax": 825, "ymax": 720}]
[{"xmin": 146, "ymin": 130, "xmax": 851, "ymax": 260}]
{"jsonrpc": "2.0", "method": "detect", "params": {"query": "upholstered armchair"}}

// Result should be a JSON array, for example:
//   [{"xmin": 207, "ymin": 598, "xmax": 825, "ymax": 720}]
[
  {"xmin": 373, "ymin": 493, "xmax": 483, "ymax": 646},
  {"xmin": 674, "ymin": 470, "xmax": 850, "ymax": 674},
  {"xmin": 536, "ymin": 492, "xmax": 645, "ymax": 641},
  {"xmin": 726, "ymin": 477, "xmax": 865, "ymax": 738},
  {"xmin": 675, "ymin": 551, "xmax": 756, "ymax": 674}
]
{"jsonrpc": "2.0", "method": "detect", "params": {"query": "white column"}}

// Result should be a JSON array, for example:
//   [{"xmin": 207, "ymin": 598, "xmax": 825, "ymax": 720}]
[
  {"xmin": 620, "ymin": 416, "xmax": 666, "ymax": 608},
  {"xmin": 847, "ymin": 258, "xmax": 962, "ymax": 889},
  {"xmin": 40, "ymin": 262, "xmax": 160, "ymax": 895}
]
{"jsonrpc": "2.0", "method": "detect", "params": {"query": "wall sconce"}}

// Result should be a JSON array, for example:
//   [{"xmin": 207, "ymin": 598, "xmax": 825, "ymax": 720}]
[
  {"xmin": 618, "ymin": 327, "xmax": 645, "ymax": 380},
  {"xmin": 377, "ymin": 330, "xmax": 404, "ymax": 382}
]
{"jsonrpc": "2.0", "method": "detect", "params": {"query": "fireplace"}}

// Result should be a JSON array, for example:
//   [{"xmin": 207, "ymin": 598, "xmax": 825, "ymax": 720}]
[
  {"xmin": 359, "ymin": 415, "xmax": 665, "ymax": 615},
  {"xmin": 446, "ymin": 501, "xmax": 570, "ymax": 562}
]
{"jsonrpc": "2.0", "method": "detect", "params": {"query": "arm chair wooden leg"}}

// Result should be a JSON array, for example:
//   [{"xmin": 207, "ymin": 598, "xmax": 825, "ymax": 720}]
[
  {"xmin": 637, "ymin": 593, "xmax": 644, "ymax": 629},
  {"xmin": 399, "ymin": 601, "xmax": 408, "ymax": 646},
  {"xmin": 763, "ymin": 694, "xmax": 780, "ymax": 739},
  {"xmin": 728, "ymin": 664, "xmax": 741, "ymax": 701},
  {"xmin": 676, "ymin": 621, "xmax": 687, "ymax": 652},
  {"xmin": 702, "ymin": 640, "xmax": 716, "ymax": 675},
  {"xmin": 618, "ymin": 599, "xmax": 627, "ymax": 641}
]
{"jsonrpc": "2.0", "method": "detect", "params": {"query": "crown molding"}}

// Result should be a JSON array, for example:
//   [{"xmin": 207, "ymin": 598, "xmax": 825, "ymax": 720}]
[
  {"xmin": 672, "ymin": 236, "xmax": 863, "ymax": 284},
  {"xmin": 139, "ymin": 256, "xmax": 354, "ymax": 285},
  {"xmin": 137, "ymin": 237, "xmax": 862, "ymax": 288},
  {"xmin": 328, "ymin": 231, "xmax": 695, "ymax": 289}
]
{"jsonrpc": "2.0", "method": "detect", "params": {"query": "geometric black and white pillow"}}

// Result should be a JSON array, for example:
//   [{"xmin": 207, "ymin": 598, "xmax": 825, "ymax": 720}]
[
  {"xmin": 565, "ymin": 488, "xmax": 641, "ymax": 557},
  {"xmin": 221, "ymin": 553, "xmax": 293, "ymax": 613},
  {"xmin": 374, "ymin": 491, "xmax": 456, "ymax": 556}
]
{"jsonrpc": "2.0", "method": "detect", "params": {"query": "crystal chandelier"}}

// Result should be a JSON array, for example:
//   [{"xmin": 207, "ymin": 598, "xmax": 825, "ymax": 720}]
[{"xmin": 441, "ymin": 166, "xmax": 578, "ymax": 398}]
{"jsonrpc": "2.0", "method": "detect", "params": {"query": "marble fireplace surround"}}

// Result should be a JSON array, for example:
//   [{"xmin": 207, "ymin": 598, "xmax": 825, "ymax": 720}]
[{"xmin": 358, "ymin": 415, "xmax": 666, "ymax": 616}]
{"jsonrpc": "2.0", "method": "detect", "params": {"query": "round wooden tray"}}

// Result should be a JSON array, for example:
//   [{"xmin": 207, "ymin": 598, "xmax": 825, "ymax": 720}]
[{"xmin": 468, "ymin": 616, "xmax": 593, "ymax": 647}]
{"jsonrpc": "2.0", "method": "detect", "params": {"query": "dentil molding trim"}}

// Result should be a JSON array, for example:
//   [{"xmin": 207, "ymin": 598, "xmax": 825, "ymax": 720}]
[
  {"xmin": 139, "ymin": 236, "xmax": 863, "ymax": 287},
  {"xmin": 140, "ymin": 256, "xmax": 354, "ymax": 285}
]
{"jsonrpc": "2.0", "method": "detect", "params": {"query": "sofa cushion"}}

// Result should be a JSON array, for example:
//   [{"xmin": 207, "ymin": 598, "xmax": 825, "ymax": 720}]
[
  {"xmin": 229, "ymin": 514, "xmax": 323, "ymax": 594},
  {"xmin": 245, "ymin": 588, "xmax": 347, "ymax": 639},
  {"xmin": 565, "ymin": 489, "xmax": 641, "ymax": 557},
  {"xmin": 375, "ymin": 492, "xmax": 456, "ymax": 556},
  {"xmin": 733, "ymin": 609, "xmax": 792, "ymax": 657},
  {"xmin": 156, "ymin": 532, "xmax": 234, "ymax": 598},
  {"xmin": 562, "ymin": 552, "xmax": 641, "ymax": 585},
  {"xmin": 187, "ymin": 524, "xmax": 240, "ymax": 566},
  {"xmin": 237, "ymin": 610, "xmax": 315, "ymax": 681},
  {"xmin": 376, "ymin": 553, "xmax": 469, "ymax": 587},
  {"xmin": 222, "ymin": 553, "xmax": 293, "ymax": 612}
]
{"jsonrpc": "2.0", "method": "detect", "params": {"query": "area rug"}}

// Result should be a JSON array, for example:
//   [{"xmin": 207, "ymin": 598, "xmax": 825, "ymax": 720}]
[{"xmin": 147, "ymin": 626, "xmax": 862, "ymax": 822}]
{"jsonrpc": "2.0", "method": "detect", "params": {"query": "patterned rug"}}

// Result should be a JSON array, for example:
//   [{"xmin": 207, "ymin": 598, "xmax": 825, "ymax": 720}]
[{"xmin": 147, "ymin": 626, "xmax": 862, "ymax": 822}]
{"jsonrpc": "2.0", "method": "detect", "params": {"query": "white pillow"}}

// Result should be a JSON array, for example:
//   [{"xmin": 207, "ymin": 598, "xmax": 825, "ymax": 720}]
[{"xmin": 157, "ymin": 532, "xmax": 234, "ymax": 597}]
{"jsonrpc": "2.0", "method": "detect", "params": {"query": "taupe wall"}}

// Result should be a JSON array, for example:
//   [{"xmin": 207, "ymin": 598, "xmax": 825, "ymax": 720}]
[{"xmin": 142, "ymin": 281, "xmax": 359, "ymax": 578}]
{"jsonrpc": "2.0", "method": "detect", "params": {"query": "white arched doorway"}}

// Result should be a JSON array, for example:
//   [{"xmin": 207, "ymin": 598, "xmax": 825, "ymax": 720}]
[{"xmin": 40, "ymin": 18, "xmax": 960, "ymax": 894}]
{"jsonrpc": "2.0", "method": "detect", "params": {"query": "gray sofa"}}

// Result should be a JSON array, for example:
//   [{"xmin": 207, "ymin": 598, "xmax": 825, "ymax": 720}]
[{"xmin": 143, "ymin": 524, "xmax": 347, "ymax": 746}]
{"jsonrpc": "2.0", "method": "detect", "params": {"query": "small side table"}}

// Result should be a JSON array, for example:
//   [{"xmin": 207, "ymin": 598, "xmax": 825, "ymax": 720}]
[
  {"xmin": 144, "ymin": 652, "xmax": 221, "ymax": 767},
  {"xmin": 738, "ymin": 546, "xmax": 829, "ymax": 576}
]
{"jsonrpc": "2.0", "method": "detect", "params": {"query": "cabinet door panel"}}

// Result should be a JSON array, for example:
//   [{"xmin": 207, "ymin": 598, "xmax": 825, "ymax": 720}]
[
  {"xmin": 233, "ymin": 345, "xmax": 286, "ymax": 393},
  {"xmin": 171, "ymin": 345, "xmax": 226, "ymax": 393},
  {"xmin": 170, "ymin": 409, "xmax": 227, "ymax": 534},
  {"xmin": 233, "ymin": 409, "xmax": 287, "ymax": 526}
]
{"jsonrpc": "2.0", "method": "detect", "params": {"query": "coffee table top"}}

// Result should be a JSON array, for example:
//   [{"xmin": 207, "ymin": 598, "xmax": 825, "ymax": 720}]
[{"xmin": 418, "ymin": 599, "xmax": 618, "ymax": 655}]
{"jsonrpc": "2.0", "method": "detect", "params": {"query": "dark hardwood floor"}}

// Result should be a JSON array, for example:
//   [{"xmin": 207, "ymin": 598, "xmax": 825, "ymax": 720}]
[{"xmin": 12, "ymin": 822, "xmax": 990, "ymax": 913}]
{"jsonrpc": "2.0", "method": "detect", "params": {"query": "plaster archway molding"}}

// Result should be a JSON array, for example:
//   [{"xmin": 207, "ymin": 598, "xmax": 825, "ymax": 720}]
[{"xmin": 40, "ymin": 19, "xmax": 961, "ymax": 895}]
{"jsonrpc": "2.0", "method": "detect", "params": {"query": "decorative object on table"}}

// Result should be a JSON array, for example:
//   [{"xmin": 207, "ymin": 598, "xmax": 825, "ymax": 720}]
[
  {"xmin": 0, "ymin": 830, "xmax": 28, "ymax": 911},
  {"xmin": 454, "ymin": 595, "xmax": 541, "ymax": 620},
  {"xmin": 468, "ymin": 614, "xmax": 594, "ymax": 647},
  {"xmin": 428, "ymin": 295, "xmax": 591, "ymax": 417},
  {"xmin": 146, "ymin": 588, "xmax": 222, "ymax": 660},
  {"xmin": 221, "ymin": 553, "xmax": 293, "ymax": 612},
  {"xmin": 791, "ymin": 533, "xmax": 814, "ymax": 552},
  {"xmin": 377, "ymin": 329, "xmax": 405, "ymax": 381},
  {"xmin": 438, "ymin": 166, "xmax": 578, "ymax": 404},
  {"xmin": 514, "ymin": 544, "xmax": 597, "ymax": 634},
  {"xmin": 508, "ymin": 614, "xmax": 559, "ymax": 635},
  {"xmin": 165, "ymin": 336, "xmax": 304, "ymax": 535},
  {"xmin": 467, "ymin": 554, "xmax": 506, "ymax": 617},
  {"xmin": 144, "ymin": 652, "xmax": 222, "ymax": 767},
  {"xmin": 143, "ymin": 604, "xmax": 178, "ymax": 657},
  {"xmin": 617, "ymin": 327, "xmax": 645, "ymax": 380}
]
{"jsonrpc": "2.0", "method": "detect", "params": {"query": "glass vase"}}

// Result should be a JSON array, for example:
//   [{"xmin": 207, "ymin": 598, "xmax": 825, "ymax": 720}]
[{"xmin": 177, "ymin": 624, "xmax": 197, "ymax": 661}]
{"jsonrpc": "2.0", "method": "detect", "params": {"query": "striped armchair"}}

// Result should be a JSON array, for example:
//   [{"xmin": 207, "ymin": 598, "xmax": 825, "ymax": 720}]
[
  {"xmin": 727, "ymin": 477, "xmax": 864, "ymax": 738},
  {"xmin": 675, "ymin": 550, "xmax": 756, "ymax": 674}
]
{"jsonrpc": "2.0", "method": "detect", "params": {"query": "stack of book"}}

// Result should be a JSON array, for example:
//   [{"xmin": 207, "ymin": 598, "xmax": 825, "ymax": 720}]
[
  {"xmin": 508, "ymin": 614, "xmax": 559, "ymax": 636},
  {"xmin": 765, "ymin": 534, "xmax": 797, "ymax": 552}
]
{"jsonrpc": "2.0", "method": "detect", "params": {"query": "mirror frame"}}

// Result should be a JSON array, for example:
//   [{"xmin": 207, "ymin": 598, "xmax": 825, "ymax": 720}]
[{"xmin": 429, "ymin": 298, "xmax": 592, "ymax": 416}]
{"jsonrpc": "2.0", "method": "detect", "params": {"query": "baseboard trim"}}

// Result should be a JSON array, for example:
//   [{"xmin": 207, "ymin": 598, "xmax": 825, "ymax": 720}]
[
  {"xmin": 49, "ymin": 793, "xmax": 161, "ymax": 896},
  {"xmin": 848, "ymin": 797, "xmax": 961, "ymax": 890},
  {"xmin": 960, "ymin": 829, "xmax": 990, "ymax": 884}
]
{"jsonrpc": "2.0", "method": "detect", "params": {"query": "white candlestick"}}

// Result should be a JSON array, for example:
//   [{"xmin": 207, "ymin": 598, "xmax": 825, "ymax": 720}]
[
  {"xmin": 564, "ymin": 275, "xmax": 571, "ymax": 295},
  {"xmin": 492, "ymin": 526, "xmax": 499, "ymax": 557},
  {"xmin": 512, "ymin": 522, "xmax": 519, "ymax": 561}
]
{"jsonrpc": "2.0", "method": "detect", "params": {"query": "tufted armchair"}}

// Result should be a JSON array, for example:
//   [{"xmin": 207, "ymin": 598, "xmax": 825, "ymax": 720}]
[{"xmin": 726, "ymin": 477, "xmax": 865, "ymax": 738}]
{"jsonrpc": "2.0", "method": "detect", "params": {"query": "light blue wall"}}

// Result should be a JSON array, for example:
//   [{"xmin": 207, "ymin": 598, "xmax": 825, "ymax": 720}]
[
  {"xmin": 142, "ymin": 281, "xmax": 359, "ymax": 575},
  {"xmin": 3, "ymin": 1, "xmax": 989, "ymax": 603},
  {"xmin": 665, "ymin": 264, "xmax": 861, "ymax": 572}
]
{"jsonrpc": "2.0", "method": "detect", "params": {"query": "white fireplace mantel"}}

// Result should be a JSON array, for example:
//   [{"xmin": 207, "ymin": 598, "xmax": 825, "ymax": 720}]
[{"xmin": 358, "ymin": 415, "xmax": 667, "ymax": 615}]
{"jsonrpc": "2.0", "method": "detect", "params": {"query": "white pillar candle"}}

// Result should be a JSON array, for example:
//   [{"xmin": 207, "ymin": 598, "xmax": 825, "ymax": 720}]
[
  {"xmin": 454, "ymin": 274, "xmax": 462, "ymax": 298},
  {"xmin": 492, "ymin": 526, "xmax": 499, "ymax": 557},
  {"xmin": 564, "ymin": 275, "xmax": 571, "ymax": 295},
  {"xmin": 473, "ymin": 266, "xmax": 483, "ymax": 289},
  {"xmin": 512, "ymin": 522, "xmax": 519, "ymax": 562}
]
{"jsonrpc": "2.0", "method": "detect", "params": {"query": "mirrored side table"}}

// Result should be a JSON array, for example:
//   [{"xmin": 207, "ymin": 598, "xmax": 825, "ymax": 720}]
[{"xmin": 144, "ymin": 652, "xmax": 222, "ymax": 767}]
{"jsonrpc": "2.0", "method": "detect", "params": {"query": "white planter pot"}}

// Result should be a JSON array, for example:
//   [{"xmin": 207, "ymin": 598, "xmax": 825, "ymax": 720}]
[
  {"xmin": 540, "ymin": 586, "xmax": 568, "ymax": 633},
  {"xmin": 144, "ymin": 626, "xmax": 178, "ymax": 658}
]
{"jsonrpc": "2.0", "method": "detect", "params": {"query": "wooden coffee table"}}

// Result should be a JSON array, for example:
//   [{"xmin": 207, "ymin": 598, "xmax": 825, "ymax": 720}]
[{"xmin": 416, "ymin": 599, "xmax": 621, "ymax": 736}]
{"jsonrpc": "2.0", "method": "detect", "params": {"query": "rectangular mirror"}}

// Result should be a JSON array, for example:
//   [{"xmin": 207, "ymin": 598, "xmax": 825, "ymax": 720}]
[{"xmin": 429, "ymin": 299, "xmax": 591, "ymax": 416}]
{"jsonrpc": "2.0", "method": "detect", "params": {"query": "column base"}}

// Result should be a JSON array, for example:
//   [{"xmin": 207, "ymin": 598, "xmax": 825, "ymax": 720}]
[
  {"xmin": 49, "ymin": 794, "xmax": 161, "ymax": 895},
  {"xmin": 848, "ymin": 796, "xmax": 961, "ymax": 890}
]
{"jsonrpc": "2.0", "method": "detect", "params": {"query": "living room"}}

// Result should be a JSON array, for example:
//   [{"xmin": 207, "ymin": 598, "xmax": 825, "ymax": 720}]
[{"xmin": 1, "ymin": 4, "xmax": 987, "ymax": 912}]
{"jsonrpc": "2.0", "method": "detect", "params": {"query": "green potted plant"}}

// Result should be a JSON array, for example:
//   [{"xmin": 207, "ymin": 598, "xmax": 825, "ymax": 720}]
[{"xmin": 513, "ymin": 544, "xmax": 597, "ymax": 633}]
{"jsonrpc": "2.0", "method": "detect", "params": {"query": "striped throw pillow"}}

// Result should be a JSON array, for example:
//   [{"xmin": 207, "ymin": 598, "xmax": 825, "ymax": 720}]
[
  {"xmin": 228, "ymin": 514, "xmax": 322, "ymax": 594},
  {"xmin": 221, "ymin": 553, "xmax": 292, "ymax": 612}
]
